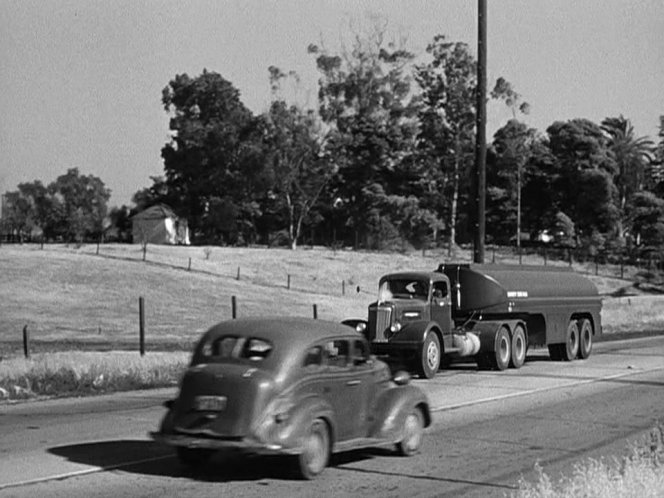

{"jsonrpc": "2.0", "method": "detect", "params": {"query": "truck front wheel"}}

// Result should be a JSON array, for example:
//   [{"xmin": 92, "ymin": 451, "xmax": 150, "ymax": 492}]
[{"xmin": 417, "ymin": 332, "xmax": 441, "ymax": 379}]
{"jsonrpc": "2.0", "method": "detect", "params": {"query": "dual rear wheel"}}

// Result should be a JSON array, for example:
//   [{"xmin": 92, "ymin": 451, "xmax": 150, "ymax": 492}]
[
  {"xmin": 476, "ymin": 324, "xmax": 527, "ymax": 371},
  {"xmin": 548, "ymin": 318, "xmax": 593, "ymax": 361}
]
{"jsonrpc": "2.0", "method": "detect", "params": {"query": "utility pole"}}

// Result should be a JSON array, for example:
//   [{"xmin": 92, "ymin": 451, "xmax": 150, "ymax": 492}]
[{"xmin": 473, "ymin": 0, "xmax": 487, "ymax": 264}]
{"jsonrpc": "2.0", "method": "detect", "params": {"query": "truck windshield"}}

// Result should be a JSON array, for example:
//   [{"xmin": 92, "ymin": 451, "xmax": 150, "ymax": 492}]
[{"xmin": 379, "ymin": 279, "xmax": 429, "ymax": 301}]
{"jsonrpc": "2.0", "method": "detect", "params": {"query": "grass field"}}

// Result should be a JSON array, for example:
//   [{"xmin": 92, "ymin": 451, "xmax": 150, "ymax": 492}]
[
  {"xmin": 1, "ymin": 242, "xmax": 663, "ymax": 353},
  {"xmin": 2, "ymin": 243, "xmax": 662, "ymax": 495}
]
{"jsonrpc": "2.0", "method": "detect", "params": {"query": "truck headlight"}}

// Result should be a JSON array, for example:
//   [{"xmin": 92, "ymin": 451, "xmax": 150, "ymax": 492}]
[
  {"xmin": 356, "ymin": 322, "xmax": 367, "ymax": 333},
  {"xmin": 390, "ymin": 322, "xmax": 402, "ymax": 333}
]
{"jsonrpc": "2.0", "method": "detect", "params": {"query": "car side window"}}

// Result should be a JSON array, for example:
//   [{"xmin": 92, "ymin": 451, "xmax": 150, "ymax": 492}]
[
  {"xmin": 303, "ymin": 345, "xmax": 323, "ymax": 368},
  {"xmin": 324, "ymin": 340, "xmax": 349, "ymax": 369}
]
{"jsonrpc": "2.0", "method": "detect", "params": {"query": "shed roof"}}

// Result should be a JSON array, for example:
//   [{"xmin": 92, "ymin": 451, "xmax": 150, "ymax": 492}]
[{"xmin": 132, "ymin": 204, "xmax": 177, "ymax": 221}]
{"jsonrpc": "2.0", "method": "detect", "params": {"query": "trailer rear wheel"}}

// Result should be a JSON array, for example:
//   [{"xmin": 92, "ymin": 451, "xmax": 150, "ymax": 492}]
[
  {"xmin": 417, "ymin": 332, "xmax": 441, "ymax": 379},
  {"xmin": 577, "ymin": 319, "xmax": 593, "ymax": 359},
  {"xmin": 491, "ymin": 327, "xmax": 511, "ymax": 371},
  {"xmin": 562, "ymin": 320, "xmax": 580, "ymax": 361},
  {"xmin": 509, "ymin": 324, "xmax": 526, "ymax": 369}
]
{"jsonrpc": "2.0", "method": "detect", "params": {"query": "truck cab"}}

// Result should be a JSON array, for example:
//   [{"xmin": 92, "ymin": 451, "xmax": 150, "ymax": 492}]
[{"xmin": 367, "ymin": 271, "xmax": 452, "ymax": 343}]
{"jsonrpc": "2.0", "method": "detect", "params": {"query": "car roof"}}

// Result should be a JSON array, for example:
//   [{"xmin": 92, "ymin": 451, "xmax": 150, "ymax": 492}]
[
  {"xmin": 203, "ymin": 317, "xmax": 361, "ymax": 347},
  {"xmin": 381, "ymin": 271, "xmax": 444, "ymax": 281},
  {"xmin": 198, "ymin": 317, "xmax": 364, "ymax": 373}
]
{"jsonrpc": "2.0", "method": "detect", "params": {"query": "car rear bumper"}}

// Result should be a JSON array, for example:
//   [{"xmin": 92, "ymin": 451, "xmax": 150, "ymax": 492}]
[{"xmin": 149, "ymin": 431, "xmax": 300, "ymax": 455}]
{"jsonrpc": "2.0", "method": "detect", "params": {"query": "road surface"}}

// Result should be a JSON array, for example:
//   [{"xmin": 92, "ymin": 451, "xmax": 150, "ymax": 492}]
[{"xmin": 1, "ymin": 336, "xmax": 663, "ymax": 497}]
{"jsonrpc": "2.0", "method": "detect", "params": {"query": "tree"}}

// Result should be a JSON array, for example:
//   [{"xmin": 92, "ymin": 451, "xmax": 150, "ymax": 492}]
[
  {"xmin": 488, "ymin": 120, "xmax": 538, "ymax": 246},
  {"xmin": 414, "ymin": 36, "xmax": 479, "ymax": 254},
  {"xmin": 309, "ymin": 14, "xmax": 425, "ymax": 249},
  {"xmin": 131, "ymin": 176, "xmax": 171, "ymax": 212},
  {"xmin": 108, "ymin": 205, "xmax": 133, "ymax": 242},
  {"xmin": 546, "ymin": 119, "xmax": 619, "ymax": 242},
  {"xmin": 489, "ymin": 80, "xmax": 531, "ymax": 249},
  {"xmin": 1, "ymin": 181, "xmax": 50, "ymax": 241},
  {"xmin": 625, "ymin": 191, "xmax": 664, "ymax": 256},
  {"xmin": 601, "ymin": 115, "xmax": 654, "ymax": 239},
  {"xmin": 161, "ymin": 70, "xmax": 267, "ymax": 244},
  {"xmin": 48, "ymin": 168, "xmax": 111, "ymax": 242},
  {"xmin": 263, "ymin": 69, "xmax": 337, "ymax": 249}
]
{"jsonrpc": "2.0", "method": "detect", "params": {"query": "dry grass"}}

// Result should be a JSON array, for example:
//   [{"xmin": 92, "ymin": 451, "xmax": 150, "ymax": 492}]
[
  {"xmin": 0, "ymin": 351, "xmax": 188, "ymax": 400},
  {"xmin": 1, "ymin": 243, "xmax": 663, "ymax": 351},
  {"xmin": 512, "ymin": 424, "xmax": 664, "ymax": 498}
]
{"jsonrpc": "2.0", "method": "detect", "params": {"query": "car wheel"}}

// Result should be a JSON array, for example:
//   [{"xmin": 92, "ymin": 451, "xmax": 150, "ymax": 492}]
[
  {"xmin": 397, "ymin": 407, "xmax": 425, "ymax": 456},
  {"xmin": 509, "ymin": 324, "xmax": 527, "ymax": 369},
  {"xmin": 176, "ymin": 447, "xmax": 213, "ymax": 467},
  {"xmin": 417, "ymin": 332, "xmax": 441, "ymax": 379},
  {"xmin": 577, "ymin": 318, "xmax": 593, "ymax": 359},
  {"xmin": 296, "ymin": 418, "xmax": 330, "ymax": 480}
]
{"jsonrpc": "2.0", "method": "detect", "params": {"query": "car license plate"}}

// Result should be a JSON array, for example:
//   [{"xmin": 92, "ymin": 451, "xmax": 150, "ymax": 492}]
[{"xmin": 194, "ymin": 395, "xmax": 227, "ymax": 411}]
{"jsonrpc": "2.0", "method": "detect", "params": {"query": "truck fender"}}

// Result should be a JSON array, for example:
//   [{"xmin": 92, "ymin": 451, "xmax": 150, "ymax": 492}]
[
  {"xmin": 369, "ymin": 385, "xmax": 431, "ymax": 441},
  {"xmin": 395, "ymin": 321, "xmax": 441, "ymax": 345},
  {"xmin": 264, "ymin": 395, "xmax": 336, "ymax": 453}
]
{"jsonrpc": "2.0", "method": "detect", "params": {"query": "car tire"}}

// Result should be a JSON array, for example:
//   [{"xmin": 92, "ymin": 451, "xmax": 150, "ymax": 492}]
[
  {"xmin": 509, "ymin": 324, "xmax": 527, "ymax": 369},
  {"xmin": 577, "ymin": 318, "xmax": 593, "ymax": 359},
  {"xmin": 176, "ymin": 447, "xmax": 213, "ymax": 467},
  {"xmin": 296, "ymin": 418, "xmax": 330, "ymax": 480},
  {"xmin": 397, "ymin": 407, "xmax": 425, "ymax": 456},
  {"xmin": 417, "ymin": 332, "xmax": 441, "ymax": 379}
]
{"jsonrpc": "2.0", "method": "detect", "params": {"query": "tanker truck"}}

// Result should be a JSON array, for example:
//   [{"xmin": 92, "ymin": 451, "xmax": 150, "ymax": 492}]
[{"xmin": 343, "ymin": 264, "xmax": 602, "ymax": 379}]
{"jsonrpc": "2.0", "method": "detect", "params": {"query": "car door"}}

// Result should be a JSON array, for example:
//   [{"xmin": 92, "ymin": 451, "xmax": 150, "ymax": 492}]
[{"xmin": 321, "ymin": 338, "xmax": 372, "ymax": 441}]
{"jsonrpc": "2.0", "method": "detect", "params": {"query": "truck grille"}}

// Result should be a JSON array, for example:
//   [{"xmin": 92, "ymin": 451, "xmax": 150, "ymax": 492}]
[{"xmin": 372, "ymin": 307, "xmax": 392, "ymax": 343}]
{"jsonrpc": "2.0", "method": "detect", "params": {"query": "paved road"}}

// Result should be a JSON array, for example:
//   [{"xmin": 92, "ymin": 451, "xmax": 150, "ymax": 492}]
[{"xmin": 1, "ymin": 336, "xmax": 663, "ymax": 497}]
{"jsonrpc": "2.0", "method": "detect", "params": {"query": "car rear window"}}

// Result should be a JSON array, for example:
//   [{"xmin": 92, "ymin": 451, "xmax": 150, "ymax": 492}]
[{"xmin": 201, "ymin": 336, "xmax": 273, "ymax": 362}]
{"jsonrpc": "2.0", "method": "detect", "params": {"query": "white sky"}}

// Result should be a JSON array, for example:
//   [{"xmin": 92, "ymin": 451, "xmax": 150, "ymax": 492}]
[{"xmin": 1, "ymin": 0, "xmax": 663, "ymax": 207}]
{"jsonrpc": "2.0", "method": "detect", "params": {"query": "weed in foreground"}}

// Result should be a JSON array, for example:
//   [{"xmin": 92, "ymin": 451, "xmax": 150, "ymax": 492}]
[{"xmin": 511, "ymin": 423, "xmax": 664, "ymax": 498}]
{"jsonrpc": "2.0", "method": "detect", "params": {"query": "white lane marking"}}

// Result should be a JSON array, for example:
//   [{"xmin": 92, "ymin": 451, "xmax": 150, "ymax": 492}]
[
  {"xmin": 430, "ymin": 364, "xmax": 664, "ymax": 413},
  {"xmin": 0, "ymin": 454, "xmax": 173, "ymax": 491}
]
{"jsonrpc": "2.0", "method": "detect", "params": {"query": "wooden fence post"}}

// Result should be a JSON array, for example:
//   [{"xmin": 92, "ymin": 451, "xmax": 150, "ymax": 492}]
[
  {"xmin": 287, "ymin": 274, "xmax": 291, "ymax": 290},
  {"xmin": 313, "ymin": 304, "xmax": 318, "ymax": 319},
  {"xmin": 236, "ymin": 267, "xmax": 241, "ymax": 280},
  {"xmin": 342, "ymin": 280, "xmax": 345, "ymax": 295},
  {"xmin": 187, "ymin": 257, "xmax": 192, "ymax": 271},
  {"xmin": 232, "ymin": 296, "xmax": 237, "ymax": 319},
  {"xmin": 139, "ymin": 296, "xmax": 145, "ymax": 356},
  {"xmin": 23, "ymin": 325, "xmax": 30, "ymax": 359}
]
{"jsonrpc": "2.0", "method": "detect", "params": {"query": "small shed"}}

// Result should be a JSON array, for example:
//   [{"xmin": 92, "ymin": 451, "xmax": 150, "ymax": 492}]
[{"xmin": 131, "ymin": 204, "xmax": 190, "ymax": 245}]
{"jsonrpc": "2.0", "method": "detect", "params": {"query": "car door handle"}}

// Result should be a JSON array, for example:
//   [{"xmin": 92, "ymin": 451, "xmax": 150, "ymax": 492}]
[{"xmin": 346, "ymin": 380, "xmax": 361, "ymax": 386}]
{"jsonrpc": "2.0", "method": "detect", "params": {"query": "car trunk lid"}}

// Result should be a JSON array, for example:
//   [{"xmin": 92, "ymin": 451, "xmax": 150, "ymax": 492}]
[{"xmin": 172, "ymin": 362, "xmax": 274, "ymax": 437}]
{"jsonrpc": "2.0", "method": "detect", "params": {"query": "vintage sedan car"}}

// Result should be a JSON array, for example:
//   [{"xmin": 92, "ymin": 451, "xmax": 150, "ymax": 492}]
[{"xmin": 150, "ymin": 317, "xmax": 431, "ymax": 479}]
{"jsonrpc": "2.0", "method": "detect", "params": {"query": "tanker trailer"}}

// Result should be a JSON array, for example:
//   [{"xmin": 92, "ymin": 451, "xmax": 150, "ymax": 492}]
[{"xmin": 343, "ymin": 264, "xmax": 602, "ymax": 379}]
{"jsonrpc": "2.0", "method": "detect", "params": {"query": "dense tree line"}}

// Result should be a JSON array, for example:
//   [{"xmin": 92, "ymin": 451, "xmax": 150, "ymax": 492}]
[
  {"xmin": 3, "ymin": 21, "xmax": 664, "ymax": 258},
  {"xmin": 1, "ymin": 168, "xmax": 110, "ymax": 243}
]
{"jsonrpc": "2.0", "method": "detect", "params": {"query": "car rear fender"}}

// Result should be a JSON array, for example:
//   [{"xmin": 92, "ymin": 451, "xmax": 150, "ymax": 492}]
[
  {"xmin": 269, "ymin": 395, "xmax": 336, "ymax": 452},
  {"xmin": 369, "ymin": 385, "xmax": 431, "ymax": 440}
]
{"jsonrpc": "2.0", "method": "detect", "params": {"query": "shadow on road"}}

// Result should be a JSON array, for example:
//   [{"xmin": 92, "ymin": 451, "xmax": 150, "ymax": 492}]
[{"xmin": 48, "ymin": 439, "xmax": 388, "ymax": 482}]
